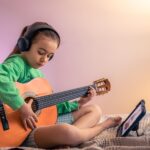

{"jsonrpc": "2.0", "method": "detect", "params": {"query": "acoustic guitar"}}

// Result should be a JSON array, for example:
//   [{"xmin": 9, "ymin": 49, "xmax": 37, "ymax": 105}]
[{"xmin": 0, "ymin": 77, "xmax": 110, "ymax": 147}]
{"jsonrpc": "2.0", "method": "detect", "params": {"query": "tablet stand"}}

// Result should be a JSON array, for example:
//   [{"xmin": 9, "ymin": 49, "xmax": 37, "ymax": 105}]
[{"xmin": 131, "ymin": 121, "xmax": 139, "ymax": 136}]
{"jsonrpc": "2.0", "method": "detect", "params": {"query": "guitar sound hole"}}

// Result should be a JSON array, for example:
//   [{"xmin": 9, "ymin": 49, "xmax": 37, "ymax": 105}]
[{"xmin": 25, "ymin": 97, "xmax": 34, "ymax": 103}]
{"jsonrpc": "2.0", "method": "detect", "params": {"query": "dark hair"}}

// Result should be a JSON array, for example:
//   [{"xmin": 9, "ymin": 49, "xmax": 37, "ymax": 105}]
[{"xmin": 7, "ymin": 22, "xmax": 61, "ymax": 58}]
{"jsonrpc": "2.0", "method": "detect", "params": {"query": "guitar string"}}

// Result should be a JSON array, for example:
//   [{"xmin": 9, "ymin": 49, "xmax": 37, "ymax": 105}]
[
  {"xmin": 39, "ymin": 89, "xmax": 87, "ymax": 108},
  {"xmin": 36, "ymin": 87, "xmax": 89, "ymax": 109},
  {"xmin": 33, "ymin": 85, "xmax": 95, "ymax": 110},
  {"xmin": 32, "ymin": 86, "xmax": 90, "ymax": 110}
]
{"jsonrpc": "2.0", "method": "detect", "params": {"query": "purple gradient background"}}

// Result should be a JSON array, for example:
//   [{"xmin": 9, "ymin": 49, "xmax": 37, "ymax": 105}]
[{"xmin": 0, "ymin": 0, "xmax": 150, "ymax": 114}]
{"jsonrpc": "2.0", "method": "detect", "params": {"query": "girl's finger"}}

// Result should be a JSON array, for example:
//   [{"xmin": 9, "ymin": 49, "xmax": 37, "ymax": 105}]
[
  {"xmin": 33, "ymin": 114, "xmax": 38, "ymax": 122},
  {"xmin": 23, "ymin": 120, "xmax": 28, "ymax": 131},
  {"xmin": 26, "ymin": 118, "xmax": 34, "ymax": 129},
  {"xmin": 30, "ymin": 117, "xmax": 37, "ymax": 128},
  {"xmin": 28, "ymin": 99, "xmax": 33, "ymax": 105}
]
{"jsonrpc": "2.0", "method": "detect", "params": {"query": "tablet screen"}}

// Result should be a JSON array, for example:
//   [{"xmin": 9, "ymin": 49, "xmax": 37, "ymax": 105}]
[
  {"xmin": 121, "ymin": 104, "xmax": 142, "ymax": 135},
  {"xmin": 117, "ymin": 100, "xmax": 146, "ymax": 137}
]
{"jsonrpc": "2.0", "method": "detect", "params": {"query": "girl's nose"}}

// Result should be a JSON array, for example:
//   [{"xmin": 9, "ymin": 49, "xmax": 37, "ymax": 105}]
[{"xmin": 41, "ymin": 56, "xmax": 48, "ymax": 62}]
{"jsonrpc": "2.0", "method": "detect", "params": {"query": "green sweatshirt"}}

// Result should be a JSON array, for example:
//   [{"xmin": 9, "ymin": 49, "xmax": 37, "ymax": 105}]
[{"xmin": 0, "ymin": 54, "xmax": 78, "ymax": 115}]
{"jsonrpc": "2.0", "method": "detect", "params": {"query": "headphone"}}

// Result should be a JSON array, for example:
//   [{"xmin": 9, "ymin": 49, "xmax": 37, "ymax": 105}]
[{"xmin": 17, "ymin": 23, "xmax": 59, "ymax": 52}]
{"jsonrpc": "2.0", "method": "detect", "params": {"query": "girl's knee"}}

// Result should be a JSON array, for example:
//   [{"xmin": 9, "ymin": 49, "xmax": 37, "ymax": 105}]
[
  {"xmin": 87, "ymin": 104, "xmax": 102, "ymax": 120},
  {"xmin": 87, "ymin": 104, "xmax": 102, "ymax": 115}
]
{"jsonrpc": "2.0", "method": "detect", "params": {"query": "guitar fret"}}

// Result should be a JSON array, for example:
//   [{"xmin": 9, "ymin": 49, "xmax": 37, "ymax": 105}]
[
  {"xmin": 41, "ymin": 90, "xmax": 86, "ymax": 108},
  {"xmin": 35, "ymin": 85, "xmax": 94, "ymax": 110},
  {"xmin": 38, "ymin": 90, "xmax": 87, "ymax": 109}
]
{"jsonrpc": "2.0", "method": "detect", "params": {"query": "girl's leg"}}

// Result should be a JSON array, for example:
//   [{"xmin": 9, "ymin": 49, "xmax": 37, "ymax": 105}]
[
  {"xmin": 34, "ymin": 117, "xmax": 121, "ymax": 149},
  {"xmin": 72, "ymin": 104, "xmax": 102, "ymax": 128}
]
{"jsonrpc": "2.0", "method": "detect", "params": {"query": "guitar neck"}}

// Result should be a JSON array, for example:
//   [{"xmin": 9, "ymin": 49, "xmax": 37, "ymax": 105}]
[{"xmin": 32, "ymin": 84, "xmax": 95, "ymax": 111}]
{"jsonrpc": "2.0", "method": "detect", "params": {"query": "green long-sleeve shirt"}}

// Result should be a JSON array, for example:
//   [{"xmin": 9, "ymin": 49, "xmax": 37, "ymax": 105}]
[{"xmin": 0, "ymin": 54, "xmax": 78, "ymax": 115}]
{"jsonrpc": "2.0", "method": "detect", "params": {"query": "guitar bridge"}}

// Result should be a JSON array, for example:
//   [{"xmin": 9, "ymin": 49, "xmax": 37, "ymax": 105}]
[{"xmin": 0, "ymin": 100, "xmax": 9, "ymax": 131}]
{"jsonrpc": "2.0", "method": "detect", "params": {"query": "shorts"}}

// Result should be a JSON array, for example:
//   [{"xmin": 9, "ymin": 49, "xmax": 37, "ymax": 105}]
[{"xmin": 21, "ymin": 113, "xmax": 74, "ymax": 148}]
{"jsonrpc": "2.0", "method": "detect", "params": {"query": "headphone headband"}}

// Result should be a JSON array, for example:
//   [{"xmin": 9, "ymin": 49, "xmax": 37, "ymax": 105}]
[{"xmin": 24, "ymin": 24, "xmax": 58, "ymax": 39}]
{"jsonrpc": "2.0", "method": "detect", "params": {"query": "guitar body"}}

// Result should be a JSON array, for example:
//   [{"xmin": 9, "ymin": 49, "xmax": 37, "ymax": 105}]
[{"xmin": 0, "ymin": 78, "xmax": 57, "ymax": 147}]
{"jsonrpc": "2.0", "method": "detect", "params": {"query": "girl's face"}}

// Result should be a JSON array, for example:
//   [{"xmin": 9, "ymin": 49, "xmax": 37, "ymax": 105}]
[{"xmin": 21, "ymin": 34, "xmax": 58, "ymax": 69}]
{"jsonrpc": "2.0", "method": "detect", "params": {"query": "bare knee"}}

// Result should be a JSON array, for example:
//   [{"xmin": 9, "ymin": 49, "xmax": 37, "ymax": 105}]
[{"xmin": 85, "ymin": 104, "xmax": 102, "ymax": 118}]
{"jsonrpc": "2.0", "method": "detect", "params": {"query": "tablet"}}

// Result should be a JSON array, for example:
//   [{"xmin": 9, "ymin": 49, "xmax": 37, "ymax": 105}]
[{"xmin": 116, "ymin": 100, "xmax": 146, "ymax": 137}]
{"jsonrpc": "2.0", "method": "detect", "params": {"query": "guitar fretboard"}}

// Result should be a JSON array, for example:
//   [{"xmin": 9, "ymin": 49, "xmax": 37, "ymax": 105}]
[{"xmin": 33, "ymin": 84, "xmax": 95, "ymax": 111}]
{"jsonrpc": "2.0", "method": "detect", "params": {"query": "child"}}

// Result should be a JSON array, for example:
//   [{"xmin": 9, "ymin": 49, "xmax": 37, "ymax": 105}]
[{"xmin": 0, "ymin": 22, "xmax": 121, "ymax": 148}]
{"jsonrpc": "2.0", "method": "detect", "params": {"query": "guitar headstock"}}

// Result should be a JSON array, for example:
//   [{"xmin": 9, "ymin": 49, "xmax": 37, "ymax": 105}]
[{"xmin": 94, "ymin": 78, "xmax": 111, "ymax": 95}]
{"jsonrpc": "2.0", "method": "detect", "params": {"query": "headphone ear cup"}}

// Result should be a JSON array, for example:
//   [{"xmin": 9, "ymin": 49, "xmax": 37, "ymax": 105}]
[{"xmin": 17, "ymin": 37, "xmax": 30, "ymax": 51}]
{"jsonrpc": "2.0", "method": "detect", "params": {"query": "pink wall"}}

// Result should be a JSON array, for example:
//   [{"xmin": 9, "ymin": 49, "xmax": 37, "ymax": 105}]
[{"xmin": 1, "ymin": 0, "xmax": 150, "ymax": 114}]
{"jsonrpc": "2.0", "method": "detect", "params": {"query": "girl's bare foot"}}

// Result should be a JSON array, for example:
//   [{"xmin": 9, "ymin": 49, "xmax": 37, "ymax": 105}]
[{"xmin": 101, "ymin": 116, "xmax": 122, "ymax": 129}]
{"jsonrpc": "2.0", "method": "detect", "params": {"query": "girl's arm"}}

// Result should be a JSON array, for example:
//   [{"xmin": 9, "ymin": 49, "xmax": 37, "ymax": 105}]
[
  {"xmin": 0, "ymin": 59, "xmax": 37, "ymax": 130},
  {"xmin": 0, "ymin": 62, "xmax": 25, "ymax": 109}
]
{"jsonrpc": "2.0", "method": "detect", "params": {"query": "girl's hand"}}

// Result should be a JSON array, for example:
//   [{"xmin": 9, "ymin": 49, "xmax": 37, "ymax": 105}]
[
  {"xmin": 78, "ymin": 86, "xmax": 96, "ymax": 108},
  {"xmin": 18, "ymin": 99, "xmax": 38, "ymax": 130}
]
